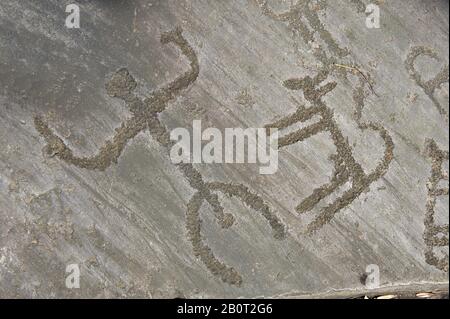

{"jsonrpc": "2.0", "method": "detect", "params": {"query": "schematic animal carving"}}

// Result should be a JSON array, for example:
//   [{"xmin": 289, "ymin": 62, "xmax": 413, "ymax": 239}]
[
  {"xmin": 256, "ymin": 0, "xmax": 394, "ymax": 233},
  {"xmin": 423, "ymin": 139, "xmax": 449, "ymax": 272},
  {"xmin": 265, "ymin": 67, "xmax": 394, "ymax": 234},
  {"xmin": 405, "ymin": 46, "xmax": 449, "ymax": 121},
  {"xmin": 34, "ymin": 28, "xmax": 286, "ymax": 287}
]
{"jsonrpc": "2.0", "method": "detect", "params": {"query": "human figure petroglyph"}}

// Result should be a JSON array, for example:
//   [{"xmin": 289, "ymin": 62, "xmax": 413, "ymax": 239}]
[
  {"xmin": 405, "ymin": 46, "xmax": 449, "ymax": 121},
  {"xmin": 34, "ymin": 27, "xmax": 200, "ymax": 169},
  {"xmin": 34, "ymin": 28, "xmax": 286, "ymax": 286},
  {"xmin": 265, "ymin": 66, "xmax": 394, "ymax": 234},
  {"xmin": 256, "ymin": 0, "xmax": 380, "ymax": 93},
  {"xmin": 256, "ymin": 0, "xmax": 349, "ymax": 67},
  {"xmin": 423, "ymin": 139, "xmax": 449, "ymax": 272}
]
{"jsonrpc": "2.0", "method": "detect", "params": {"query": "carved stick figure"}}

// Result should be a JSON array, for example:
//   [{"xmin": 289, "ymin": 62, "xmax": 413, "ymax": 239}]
[
  {"xmin": 34, "ymin": 27, "xmax": 200, "ymax": 169},
  {"xmin": 34, "ymin": 28, "xmax": 285, "ymax": 286}
]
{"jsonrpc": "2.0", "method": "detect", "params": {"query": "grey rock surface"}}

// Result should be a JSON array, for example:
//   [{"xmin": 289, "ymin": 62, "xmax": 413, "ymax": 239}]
[{"xmin": 0, "ymin": 0, "xmax": 448, "ymax": 298}]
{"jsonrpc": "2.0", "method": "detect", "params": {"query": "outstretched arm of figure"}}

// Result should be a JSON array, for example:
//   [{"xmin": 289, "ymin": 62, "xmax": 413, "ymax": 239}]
[{"xmin": 146, "ymin": 27, "xmax": 200, "ymax": 113}]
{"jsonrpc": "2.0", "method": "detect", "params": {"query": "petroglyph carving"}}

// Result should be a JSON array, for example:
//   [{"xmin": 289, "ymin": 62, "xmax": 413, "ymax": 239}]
[
  {"xmin": 405, "ymin": 47, "xmax": 449, "ymax": 270},
  {"xmin": 34, "ymin": 28, "xmax": 286, "ymax": 286},
  {"xmin": 256, "ymin": 0, "xmax": 349, "ymax": 65},
  {"xmin": 405, "ymin": 46, "xmax": 449, "ymax": 121},
  {"xmin": 34, "ymin": 27, "xmax": 200, "ymax": 169},
  {"xmin": 187, "ymin": 181, "xmax": 285, "ymax": 286},
  {"xmin": 265, "ymin": 67, "xmax": 394, "ymax": 234},
  {"xmin": 257, "ymin": 0, "xmax": 394, "ymax": 233},
  {"xmin": 423, "ymin": 139, "xmax": 449, "ymax": 272}
]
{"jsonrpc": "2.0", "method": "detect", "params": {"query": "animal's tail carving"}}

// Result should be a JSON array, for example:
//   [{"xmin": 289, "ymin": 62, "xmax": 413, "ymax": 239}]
[{"xmin": 352, "ymin": 76, "xmax": 395, "ymax": 184}]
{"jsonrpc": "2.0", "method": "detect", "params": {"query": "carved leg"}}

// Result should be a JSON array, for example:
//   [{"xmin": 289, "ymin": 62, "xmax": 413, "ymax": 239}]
[
  {"xmin": 186, "ymin": 191, "xmax": 243, "ymax": 286},
  {"xmin": 185, "ymin": 182, "xmax": 286, "ymax": 285},
  {"xmin": 296, "ymin": 154, "xmax": 350, "ymax": 215}
]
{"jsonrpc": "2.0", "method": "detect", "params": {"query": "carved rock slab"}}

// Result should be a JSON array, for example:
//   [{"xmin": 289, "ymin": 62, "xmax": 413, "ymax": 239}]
[{"xmin": 0, "ymin": 0, "xmax": 448, "ymax": 298}]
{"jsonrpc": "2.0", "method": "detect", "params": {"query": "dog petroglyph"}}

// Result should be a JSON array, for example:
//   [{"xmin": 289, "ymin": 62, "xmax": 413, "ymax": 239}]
[{"xmin": 265, "ymin": 66, "xmax": 394, "ymax": 234}]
